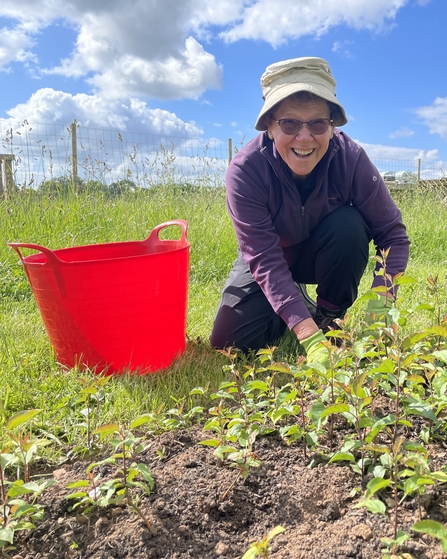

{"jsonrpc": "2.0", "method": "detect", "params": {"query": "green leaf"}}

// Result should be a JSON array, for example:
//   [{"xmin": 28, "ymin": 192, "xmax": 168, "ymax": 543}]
[
  {"xmin": 365, "ymin": 477, "xmax": 391, "ymax": 498},
  {"xmin": 402, "ymin": 332, "xmax": 429, "ymax": 349},
  {"xmin": 12, "ymin": 520, "xmax": 36, "ymax": 532},
  {"xmin": 241, "ymin": 548, "xmax": 257, "ymax": 559},
  {"xmin": 6, "ymin": 409, "xmax": 42, "ymax": 430},
  {"xmin": 213, "ymin": 445, "xmax": 238, "ymax": 459},
  {"xmin": 270, "ymin": 407, "xmax": 295, "ymax": 424},
  {"xmin": 266, "ymin": 363, "xmax": 292, "ymax": 373},
  {"xmin": 266, "ymin": 525, "xmax": 286, "ymax": 541},
  {"xmin": 365, "ymin": 415, "xmax": 396, "ymax": 443},
  {"xmin": 92, "ymin": 424, "xmax": 120, "ymax": 438},
  {"xmin": 329, "ymin": 452, "xmax": 355, "ymax": 463},
  {"xmin": 364, "ymin": 443, "xmax": 391, "ymax": 454},
  {"xmin": 405, "ymin": 402, "xmax": 437, "ymax": 422},
  {"xmin": 381, "ymin": 531, "xmax": 410, "ymax": 547},
  {"xmin": 394, "ymin": 275, "xmax": 417, "ymax": 286},
  {"xmin": 352, "ymin": 371, "xmax": 369, "ymax": 397},
  {"xmin": 370, "ymin": 359, "xmax": 395, "ymax": 374},
  {"xmin": 320, "ymin": 403, "xmax": 350, "ymax": 420},
  {"xmin": 198, "ymin": 438, "xmax": 221, "ymax": 448},
  {"xmin": 245, "ymin": 380, "xmax": 269, "ymax": 392},
  {"xmin": 189, "ymin": 386, "xmax": 207, "ymax": 396},
  {"xmin": 8, "ymin": 484, "xmax": 35, "ymax": 498},
  {"xmin": 359, "ymin": 498, "xmax": 386, "ymax": 515},
  {"xmin": 412, "ymin": 519, "xmax": 447, "ymax": 540},
  {"xmin": 433, "ymin": 350, "xmax": 447, "ymax": 365},
  {"xmin": 134, "ymin": 464, "xmax": 154, "ymax": 487},
  {"xmin": 404, "ymin": 476, "xmax": 432, "ymax": 495},
  {"xmin": 13, "ymin": 503, "xmax": 42, "ymax": 518},
  {"xmin": 426, "ymin": 326, "xmax": 447, "ymax": 337},
  {"xmin": 308, "ymin": 401, "xmax": 325, "ymax": 425},
  {"xmin": 129, "ymin": 415, "xmax": 152, "ymax": 429},
  {"xmin": 0, "ymin": 453, "xmax": 16, "ymax": 470},
  {"xmin": 352, "ymin": 341, "xmax": 366, "ymax": 360},
  {"xmin": 65, "ymin": 491, "xmax": 89, "ymax": 500},
  {"xmin": 66, "ymin": 480, "xmax": 90, "ymax": 489},
  {"xmin": 430, "ymin": 472, "xmax": 447, "ymax": 482},
  {"xmin": 0, "ymin": 526, "xmax": 15, "ymax": 544},
  {"xmin": 218, "ymin": 381, "xmax": 237, "ymax": 390},
  {"xmin": 412, "ymin": 303, "xmax": 435, "ymax": 311}
]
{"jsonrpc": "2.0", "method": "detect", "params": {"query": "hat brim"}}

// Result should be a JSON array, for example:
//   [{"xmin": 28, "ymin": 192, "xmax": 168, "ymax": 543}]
[{"xmin": 255, "ymin": 82, "xmax": 348, "ymax": 131}]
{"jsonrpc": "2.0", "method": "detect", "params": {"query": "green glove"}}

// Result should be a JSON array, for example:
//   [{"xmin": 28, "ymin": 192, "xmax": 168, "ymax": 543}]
[
  {"xmin": 365, "ymin": 295, "xmax": 393, "ymax": 326},
  {"xmin": 301, "ymin": 329, "xmax": 330, "ymax": 368}
]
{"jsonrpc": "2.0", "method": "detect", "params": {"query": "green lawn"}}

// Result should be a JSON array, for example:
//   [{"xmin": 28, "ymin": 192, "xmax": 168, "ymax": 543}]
[{"xmin": 0, "ymin": 185, "xmax": 446, "ymax": 443}]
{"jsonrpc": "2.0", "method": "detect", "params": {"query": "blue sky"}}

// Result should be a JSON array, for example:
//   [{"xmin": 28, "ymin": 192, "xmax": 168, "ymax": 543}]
[{"xmin": 1, "ymin": 0, "xmax": 446, "ymax": 177}]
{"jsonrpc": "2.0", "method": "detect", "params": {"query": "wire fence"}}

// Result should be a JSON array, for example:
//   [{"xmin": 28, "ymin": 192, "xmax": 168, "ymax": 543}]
[{"xmin": 0, "ymin": 119, "xmax": 445, "ymax": 195}]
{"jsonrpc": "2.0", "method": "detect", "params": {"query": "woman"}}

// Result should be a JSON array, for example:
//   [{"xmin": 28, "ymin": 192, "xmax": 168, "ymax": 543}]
[{"xmin": 210, "ymin": 57, "xmax": 409, "ymax": 364}]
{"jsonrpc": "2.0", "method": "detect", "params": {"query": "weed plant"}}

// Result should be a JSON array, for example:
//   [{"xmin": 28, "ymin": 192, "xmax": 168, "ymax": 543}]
[{"xmin": 0, "ymin": 181, "xmax": 447, "ymax": 554}]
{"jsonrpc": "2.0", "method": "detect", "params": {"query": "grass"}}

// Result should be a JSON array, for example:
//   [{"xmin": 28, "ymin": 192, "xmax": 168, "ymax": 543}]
[{"xmin": 0, "ymin": 184, "xmax": 446, "ymax": 451}]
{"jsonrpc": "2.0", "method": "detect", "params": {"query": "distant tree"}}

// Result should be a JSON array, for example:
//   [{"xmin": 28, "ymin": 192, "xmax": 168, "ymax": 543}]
[
  {"xmin": 38, "ymin": 176, "xmax": 74, "ymax": 196},
  {"xmin": 107, "ymin": 179, "xmax": 138, "ymax": 197}
]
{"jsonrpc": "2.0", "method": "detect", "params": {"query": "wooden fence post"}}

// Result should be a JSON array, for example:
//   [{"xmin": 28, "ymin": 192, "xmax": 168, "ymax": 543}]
[
  {"xmin": 417, "ymin": 158, "xmax": 421, "ymax": 182},
  {"xmin": 0, "ymin": 154, "xmax": 15, "ymax": 201},
  {"xmin": 228, "ymin": 138, "xmax": 233, "ymax": 165},
  {"xmin": 70, "ymin": 120, "xmax": 78, "ymax": 191}
]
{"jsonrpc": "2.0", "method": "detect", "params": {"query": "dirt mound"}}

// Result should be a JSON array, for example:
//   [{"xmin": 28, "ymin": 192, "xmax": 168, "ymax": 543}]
[{"xmin": 13, "ymin": 426, "xmax": 447, "ymax": 559}]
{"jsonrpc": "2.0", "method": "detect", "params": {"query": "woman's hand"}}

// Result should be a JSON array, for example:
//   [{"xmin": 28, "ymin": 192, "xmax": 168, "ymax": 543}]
[{"xmin": 293, "ymin": 318, "xmax": 330, "ymax": 368}]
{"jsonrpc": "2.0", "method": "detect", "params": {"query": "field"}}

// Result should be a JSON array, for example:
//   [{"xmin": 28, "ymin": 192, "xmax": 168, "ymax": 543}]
[{"xmin": 1, "ymin": 185, "xmax": 447, "ymax": 558}]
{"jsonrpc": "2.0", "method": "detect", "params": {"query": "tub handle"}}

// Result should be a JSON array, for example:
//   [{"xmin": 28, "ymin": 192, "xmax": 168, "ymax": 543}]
[
  {"xmin": 7, "ymin": 242, "xmax": 62, "ymax": 266},
  {"xmin": 143, "ymin": 220, "xmax": 188, "ymax": 249}
]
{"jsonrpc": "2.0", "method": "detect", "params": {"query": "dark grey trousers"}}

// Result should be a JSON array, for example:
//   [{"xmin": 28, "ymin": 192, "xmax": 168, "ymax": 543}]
[{"xmin": 210, "ymin": 205, "xmax": 371, "ymax": 352}]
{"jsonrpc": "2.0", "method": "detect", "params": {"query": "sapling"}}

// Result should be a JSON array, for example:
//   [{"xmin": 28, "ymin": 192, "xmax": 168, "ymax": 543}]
[
  {"xmin": 69, "ymin": 375, "xmax": 111, "ymax": 452},
  {"xmin": 163, "ymin": 395, "xmax": 204, "ymax": 430},
  {"xmin": 329, "ymin": 370, "xmax": 374, "ymax": 476},
  {"xmin": 0, "ymin": 409, "xmax": 56, "ymax": 550},
  {"xmin": 241, "ymin": 525, "xmax": 286, "ymax": 559},
  {"xmin": 67, "ymin": 418, "xmax": 155, "ymax": 533},
  {"xmin": 284, "ymin": 356, "xmax": 312, "ymax": 458},
  {"xmin": 4, "ymin": 409, "xmax": 47, "ymax": 484},
  {"xmin": 380, "ymin": 530, "xmax": 413, "ymax": 559}
]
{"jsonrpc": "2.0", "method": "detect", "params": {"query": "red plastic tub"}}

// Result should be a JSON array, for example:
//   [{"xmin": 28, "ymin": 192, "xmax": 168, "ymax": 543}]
[{"xmin": 8, "ymin": 221, "xmax": 190, "ymax": 374}]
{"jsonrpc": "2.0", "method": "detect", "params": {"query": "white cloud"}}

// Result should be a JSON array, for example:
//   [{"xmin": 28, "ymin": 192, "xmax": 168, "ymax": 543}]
[
  {"xmin": 0, "ymin": 0, "xmax": 430, "ymax": 149},
  {"xmin": 414, "ymin": 97, "xmax": 447, "ymax": 141},
  {"xmin": 5, "ymin": 88, "xmax": 203, "ymax": 136},
  {"xmin": 389, "ymin": 127, "xmax": 414, "ymax": 139},
  {"xmin": 357, "ymin": 141, "xmax": 445, "ymax": 179},
  {"xmin": 332, "ymin": 40, "xmax": 354, "ymax": 58},
  {"xmin": 0, "ymin": 0, "xmax": 223, "ymax": 99},
  {"xmin": 0, "ymin": 0, "xmax": 414, "ymax": 97},
  {"xmin": 86, "ymin": 37, "xmax": 222, "ymax": 101},
  {"xmin": 357, "ymin": 140, "xmax": 440, "ymax": 161},
  {"xmin": 220, "ymin": 0, "xmax": 409, "ymax": 46},
  {"xmin": 0, "ymin": 25, "xmax": 37, "ymax": 69}
]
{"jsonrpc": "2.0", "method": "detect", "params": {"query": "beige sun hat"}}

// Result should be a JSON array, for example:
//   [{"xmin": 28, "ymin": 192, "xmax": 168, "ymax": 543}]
[{"xmin": 255, "ymin": 56, "xmax": 348, "ymax": 131}]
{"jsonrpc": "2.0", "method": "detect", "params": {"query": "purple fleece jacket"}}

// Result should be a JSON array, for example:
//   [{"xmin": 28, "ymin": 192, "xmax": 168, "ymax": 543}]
[{"xmin": 226, "ymin": 129, "xmax": 410, "ymax": 330}]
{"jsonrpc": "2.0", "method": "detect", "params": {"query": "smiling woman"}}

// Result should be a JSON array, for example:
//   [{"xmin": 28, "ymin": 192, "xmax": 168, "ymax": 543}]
[
  {"xmin": 210, "ymin": 56, "xmax": 410, "ymax": 365},
  {"xmin": 267, "ymin": 95, "xmax": 333, "ymax": 178}
]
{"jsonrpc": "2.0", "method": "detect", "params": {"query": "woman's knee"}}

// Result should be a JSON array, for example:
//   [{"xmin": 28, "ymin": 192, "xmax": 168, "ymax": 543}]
[{"xmin": 315, "ymin": 205, "xmax": 371, "ymax": 252}]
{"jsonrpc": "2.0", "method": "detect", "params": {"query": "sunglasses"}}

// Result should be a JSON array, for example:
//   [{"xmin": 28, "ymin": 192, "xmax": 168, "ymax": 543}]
[{"xmin": 274, "ymin": 118, "xmax": 333, "ymax": 136}]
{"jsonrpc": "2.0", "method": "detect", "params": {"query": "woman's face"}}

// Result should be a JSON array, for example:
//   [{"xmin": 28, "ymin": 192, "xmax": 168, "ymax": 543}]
[{"xmin": 267, "ymin": 96, "xmax": 333, "ymax": 178}]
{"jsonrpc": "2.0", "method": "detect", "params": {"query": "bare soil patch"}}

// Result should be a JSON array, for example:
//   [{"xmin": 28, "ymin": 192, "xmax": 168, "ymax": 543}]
[{"xmin": 13, "ymin": 425, "xmax": 447, "ymax": 559}]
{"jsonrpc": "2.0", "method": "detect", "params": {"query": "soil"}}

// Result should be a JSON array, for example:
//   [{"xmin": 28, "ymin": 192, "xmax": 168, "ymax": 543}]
[{"xmin": 12, "ymin": 424, "xmax": 447, "ymax": 559}]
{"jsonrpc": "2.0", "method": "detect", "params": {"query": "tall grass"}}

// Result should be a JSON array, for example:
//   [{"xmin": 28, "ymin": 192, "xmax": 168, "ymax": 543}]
[{"xmin": 0, "ymin": 185, "xmax": 446, "ymax": 446}]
